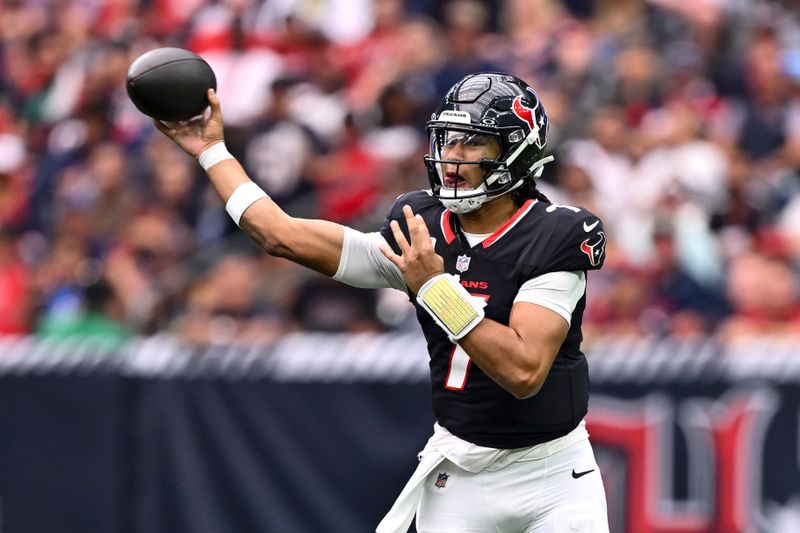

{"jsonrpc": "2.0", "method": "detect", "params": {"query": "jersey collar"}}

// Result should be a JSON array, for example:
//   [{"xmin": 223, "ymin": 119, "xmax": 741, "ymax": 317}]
[
  {"xmin": 439, "ymin": 199, "xmax": 538, "ymax": 248},
  {"xmin": 440, "ymin": 210, "xmax": 457, "ymax": 245},
  {"xmin": 482, "ymin": 199, "xmax": 538, "ymax": 248}
]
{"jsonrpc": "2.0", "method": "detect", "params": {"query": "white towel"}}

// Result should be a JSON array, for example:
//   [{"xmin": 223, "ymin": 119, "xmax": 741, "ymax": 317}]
[
  {"xmin": 375, "ymin": 421, "xmax": 590, "ymax": 533},
  {"xmin": 375, "ymin": 424, "xmax": 511, "ymax": 533}
]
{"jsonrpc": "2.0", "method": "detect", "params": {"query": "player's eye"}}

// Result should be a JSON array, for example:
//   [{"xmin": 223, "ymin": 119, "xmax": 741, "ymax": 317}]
[
  {"xmin": 463, "ymin": 133, "xmax": 490, "ymax": 147},
  {"xmin": 442, "ymin": 131, "xmax": 466, "ymax": 148},
  {"xmin": 441, "ymin": 131, "xmax": 491, "ymax": 150}
]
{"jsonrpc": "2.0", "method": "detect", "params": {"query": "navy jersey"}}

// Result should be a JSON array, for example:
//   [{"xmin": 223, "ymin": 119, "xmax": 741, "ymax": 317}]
[{"xmin": 379, "ymin": 190, "xmax": 606, "ymax": 449}]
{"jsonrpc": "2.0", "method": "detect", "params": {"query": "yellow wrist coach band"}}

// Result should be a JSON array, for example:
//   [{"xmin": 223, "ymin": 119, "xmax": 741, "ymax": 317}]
[{"xmin": 416, "ymin": 273, "xmax": 486, "ymax": 342}]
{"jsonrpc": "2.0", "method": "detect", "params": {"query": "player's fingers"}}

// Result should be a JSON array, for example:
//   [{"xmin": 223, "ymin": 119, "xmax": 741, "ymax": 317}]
[
  {"xmin": 153, "ymin": 119, "xmax": 175, "ymax": 137},
  {"xmin": 414, "ymin": 214, "xmax": 432, "ymax": 248},
  {"xmin": 390, "ymin": 220, "xmax": 411, "ymax": 255},
  {"xmin": 403, "ymin": 204, "xmax": 418, "ymax": 232},
  {"xmin": 404, "ymin": 205, "xmax": 425, "ymax": 247},
  {"xmin": 208, "ymin": 89, "xmax": 223, "ymax": 117},
  {"xmin": 379, "ymin": 244, "xmax": 403, "ymax": 268}
]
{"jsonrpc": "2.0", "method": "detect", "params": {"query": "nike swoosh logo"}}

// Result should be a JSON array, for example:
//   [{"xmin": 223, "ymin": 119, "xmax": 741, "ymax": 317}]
[
  {"xmin": 572, "ymin": 468, "xmax": 595, "ymax": 479},
  {"xmin": 583, "ymin": 220, "xmax": 599, "ymax": 232}
]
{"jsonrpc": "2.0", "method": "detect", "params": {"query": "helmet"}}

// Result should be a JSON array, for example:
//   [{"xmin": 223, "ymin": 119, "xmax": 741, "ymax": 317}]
[{"xmin": 424, "ymin": 72, "xmax": 553, "ymax": 214}]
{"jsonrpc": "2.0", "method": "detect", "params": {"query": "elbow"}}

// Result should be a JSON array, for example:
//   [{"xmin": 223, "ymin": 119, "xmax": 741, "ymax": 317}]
[
  {"xmin": 509, "ymin": 375, "xmax": 544, "ymax": 400},
  {"xmin": 244, "ymin": 215, "xmax": 292, "ymax": 258},
  {"xmin": 261, "ymin": 236, "xmax": 292, "ymax": 258},
  {"xmin": 508, "ymin": 355, "xmax": 551, "ymax": 399}
]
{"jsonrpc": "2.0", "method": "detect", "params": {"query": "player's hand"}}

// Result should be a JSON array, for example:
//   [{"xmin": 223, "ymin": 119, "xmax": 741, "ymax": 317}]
[
  {"xmin": 380, "ymin": 205, "xmax": 445, "ymax": 294},
  {"xmin": 153, "ymin": 88, "xmax": 224, "ymax": 158}
]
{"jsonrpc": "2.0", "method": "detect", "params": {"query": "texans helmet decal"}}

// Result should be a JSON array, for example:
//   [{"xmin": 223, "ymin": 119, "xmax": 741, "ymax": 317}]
[
  {"xmin": 511, "ymin": 95, "xmax": 545, "ymax": 148},
  {"xmin": 511, "ymin": 96, "xmax": 537, "ymax": 131}
]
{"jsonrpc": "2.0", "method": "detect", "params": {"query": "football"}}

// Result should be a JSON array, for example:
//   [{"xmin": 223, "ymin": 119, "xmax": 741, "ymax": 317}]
[{"xmin": 126, "ymin": 47, "xmax": 216, "ymax": 121}]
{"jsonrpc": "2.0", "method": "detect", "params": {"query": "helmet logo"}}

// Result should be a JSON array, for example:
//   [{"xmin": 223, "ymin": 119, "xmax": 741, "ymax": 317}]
[{"xmin": 512, "ymin": 96, "xmax": 537, "ymax": 131}]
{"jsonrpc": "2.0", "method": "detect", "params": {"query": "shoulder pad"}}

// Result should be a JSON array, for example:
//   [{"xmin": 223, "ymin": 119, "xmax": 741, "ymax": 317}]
[
  {"xmin": 385, "ymin": 190, "xmax": 440, "ymax": 220},
  {"xmin": 544, "ymin": 206, "xmax": 606, "ymax": 271},
  {"xmin": 380, "ymin": 190, "xmax": 441, "ymax": 253}
]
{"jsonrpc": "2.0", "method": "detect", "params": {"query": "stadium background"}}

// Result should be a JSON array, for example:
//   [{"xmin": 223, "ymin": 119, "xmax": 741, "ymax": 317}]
[{"xmin": 1, "ymin": 0, "xmax": 800, "ymax": 532}]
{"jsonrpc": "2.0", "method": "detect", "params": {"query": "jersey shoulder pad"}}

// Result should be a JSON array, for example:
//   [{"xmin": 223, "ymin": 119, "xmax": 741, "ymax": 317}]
[
  {"xmin": 392, "ymin": 190, "xmax": 439, "ymax": 214},
  {"xmin": 379, "ymin": 190, "xmax": 440, "ymax": 252},
  {"xmin": 543, "ymin": 205, "xmax": 606, "ymax": 271}
]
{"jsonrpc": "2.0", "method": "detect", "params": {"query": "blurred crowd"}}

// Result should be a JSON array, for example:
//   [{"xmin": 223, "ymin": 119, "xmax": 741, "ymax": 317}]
[{"xmin": 1, "ymin": 0, "xmax": 800, "ymax": 346}]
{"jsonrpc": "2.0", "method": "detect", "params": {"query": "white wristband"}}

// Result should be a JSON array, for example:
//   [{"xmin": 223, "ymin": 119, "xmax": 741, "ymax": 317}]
[
  {"xmin": 197, "ymin": 142, "xmax": 234, "ymax": 172},
  {"xmin": 225, "ymin": 182, "xmax": 268, "ymax": 226},
  {"xmin": 416, "ymin": 273, "xmax": 486, "ymax": 342}
]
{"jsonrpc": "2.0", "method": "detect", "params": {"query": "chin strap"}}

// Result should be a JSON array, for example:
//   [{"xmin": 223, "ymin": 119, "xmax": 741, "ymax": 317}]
[{"xmin": 530, "ymin": 155, "xmax": 554, "ymax": 178}]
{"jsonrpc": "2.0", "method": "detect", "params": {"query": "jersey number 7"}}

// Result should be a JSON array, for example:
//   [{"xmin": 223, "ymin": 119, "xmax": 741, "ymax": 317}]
[{"xmin": 444, "ymin": 293, "xmax": 490, "ymax": 391}]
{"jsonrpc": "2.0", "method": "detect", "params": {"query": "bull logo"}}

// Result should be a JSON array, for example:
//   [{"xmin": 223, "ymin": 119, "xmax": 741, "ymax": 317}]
[{"xmin": 580, "ymin": 231, "xmax": 606, "ymax": 267}]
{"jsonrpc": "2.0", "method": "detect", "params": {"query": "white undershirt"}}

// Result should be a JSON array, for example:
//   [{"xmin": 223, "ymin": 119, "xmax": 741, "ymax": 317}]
[{"xmin": 333, "ymin": 227, "xmax": 585, "ymax": 325}]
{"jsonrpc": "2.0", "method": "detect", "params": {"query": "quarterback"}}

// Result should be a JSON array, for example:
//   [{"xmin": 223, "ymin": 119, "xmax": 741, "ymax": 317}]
[{"xmin": 156, "ymin": 72, "xmax": 609, "ymax": 533}]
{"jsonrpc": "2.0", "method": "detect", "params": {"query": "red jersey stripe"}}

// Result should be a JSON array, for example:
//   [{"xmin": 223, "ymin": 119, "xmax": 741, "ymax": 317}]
[
  {"xmin": 482, "ymin": 199, "xmax": 538, "ymax": 248},
  {"xmin": 441, "ymin": 209, "xmax": 456, "ymax": 244}
]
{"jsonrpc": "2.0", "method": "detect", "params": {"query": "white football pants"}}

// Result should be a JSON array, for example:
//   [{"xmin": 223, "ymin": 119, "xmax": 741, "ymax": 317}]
[{"xmin": 415, "ymin": 435, "xmax": 609, "ymax": 533}]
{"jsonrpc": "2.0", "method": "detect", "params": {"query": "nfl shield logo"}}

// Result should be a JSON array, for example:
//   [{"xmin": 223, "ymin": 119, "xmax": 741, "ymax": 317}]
[
  {"xmin": 435, "ymin": 472, "xmax": 449, "ymax": 488},
  {"xmin": 455, "ymin": 255, "xmax": 471, "ymax": 273}
]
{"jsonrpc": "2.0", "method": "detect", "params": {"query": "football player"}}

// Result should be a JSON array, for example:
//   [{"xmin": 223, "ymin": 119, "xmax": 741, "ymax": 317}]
[{"xmin": 155, "ymin": 72, "xmax": 609, "ymax": 533}]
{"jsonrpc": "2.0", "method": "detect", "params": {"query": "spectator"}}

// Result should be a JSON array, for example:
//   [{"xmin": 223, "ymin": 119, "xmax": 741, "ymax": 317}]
[
  {"xmin": 292, "ymin": 276, "xmax": 381, "ymax": 333},
  {"xmin": 307, "ymin": 114, "xmax": 383, "ymax": 224},
  {"xmin": 37, "ymin": 276, "xmax": 129, "ymax": 349},
  {"xmin": 171, "ymin": 255, "xmax": 287, "ymax": 344},
  {"xmin": 720, "ymin": 252, "xmax": 800, "ymax": 339},
  {"xmin": 0, "ymin": 132, "xmax": 29, "ymax": 229},
  {"xmin": 105, "ymin": 208, "xmax": 193, "ymax": 332},
  {"xmin": 195, "ymin": 10, "xmax": 285, "ymax": 128},
  {"xmin": 238, "ymin": 78, "xmax": 322, "ymax": 216},
  {"xmin": 431, "ymin": 0, "xmax": 500, "ymax": 96},
  {"xmin": 0, "ymin": 228, "xmax": 31, "ymax": 334},
  {"xmin": 0, "ymin": 0, "xmax": 798, "ymax": 342},
  {"xmin": 32, "ymin": 233, "xmax": 91, "ymax": 329}
]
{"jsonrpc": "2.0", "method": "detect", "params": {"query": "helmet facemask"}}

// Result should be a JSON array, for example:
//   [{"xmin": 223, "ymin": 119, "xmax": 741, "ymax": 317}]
[
  {"xmin": 424, "ymin": 126, "xmax": 520, "ymax": 214},
  {"xmin": 424, "ymin": 73, "xmax": 555, "ymax": 214}
]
